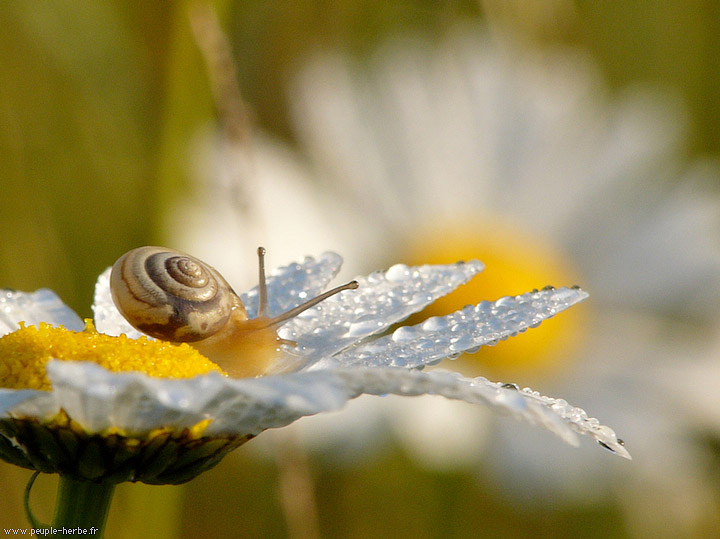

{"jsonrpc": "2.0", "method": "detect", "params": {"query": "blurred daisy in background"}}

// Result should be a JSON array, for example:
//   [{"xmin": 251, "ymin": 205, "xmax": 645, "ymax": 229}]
[
  {"xmin": 171, "ymin": 19, "xmax": 720, "ymax": 538},
  {"xmin": 278, "ymin": 27, "xmax": 720, "ymax": 536}
]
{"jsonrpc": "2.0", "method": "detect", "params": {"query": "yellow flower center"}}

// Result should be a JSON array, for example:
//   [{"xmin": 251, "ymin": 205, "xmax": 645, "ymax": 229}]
[
  {"xmin": 0, "ymin": 320, "xmax": 224, "ymax": 391},
  {"xmin": 404, "ymin": 218, "xmax": 586, "ymax": 381}
]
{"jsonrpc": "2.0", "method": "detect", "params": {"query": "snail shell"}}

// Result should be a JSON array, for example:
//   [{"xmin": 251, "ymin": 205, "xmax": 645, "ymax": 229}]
[
  {"xmin": 110, "ymin": 246, "xmax": 243, "ymax": 343},
  {"xmin": 110, "ymin": 246, "xmax": 359, "ymax": 378}
]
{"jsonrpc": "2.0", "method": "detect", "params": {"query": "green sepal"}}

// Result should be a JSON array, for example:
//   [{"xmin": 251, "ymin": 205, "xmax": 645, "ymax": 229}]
[{"xmin": 1, "ymin": 417, "xmax": 251, "ymax": 484}]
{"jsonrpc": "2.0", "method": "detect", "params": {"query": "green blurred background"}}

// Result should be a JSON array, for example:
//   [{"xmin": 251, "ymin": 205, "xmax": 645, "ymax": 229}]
[
  {"xmin": 2, "ymin": 1, "xmax": 720, "ymax": 537},
  {"xmin": 2, "ymin": 0, "xmax": 719, "ymax": 318}
]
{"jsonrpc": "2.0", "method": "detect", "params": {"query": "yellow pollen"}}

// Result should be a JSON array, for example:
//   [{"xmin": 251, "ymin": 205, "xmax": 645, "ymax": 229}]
[
  {"xmin": 0, "ymin": 319, "xmax": 224, "ymax": 391},
  {"xmin": 43, "ymin": 409, "xmax": 213, "ymax": 440},
  {"xmin": 404, "ymin": 218, "xmax": 586, "ymax": 380}
]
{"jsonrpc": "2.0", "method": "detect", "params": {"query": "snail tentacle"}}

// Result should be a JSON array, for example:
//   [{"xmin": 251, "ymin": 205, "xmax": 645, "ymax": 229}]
[{"xmin": 256, "ymin": 246, "xmax": 269, "ymax": 318}]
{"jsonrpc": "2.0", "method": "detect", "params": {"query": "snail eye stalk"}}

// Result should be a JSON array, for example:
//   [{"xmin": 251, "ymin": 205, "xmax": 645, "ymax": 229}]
[{"xmin": 256, "ymin": 247, "xmax": 269, "ymax": 318}]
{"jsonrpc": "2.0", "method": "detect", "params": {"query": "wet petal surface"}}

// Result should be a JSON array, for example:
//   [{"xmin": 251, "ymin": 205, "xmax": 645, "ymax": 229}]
[
  {"xmin": 281, "ymin": 260, "xmax": 484, "ymax": 362},
  {"xmin": 326, "ymin": 286, "xmax": 588, "ymax": 369},
  {"xmin": 0, "ymin": 361, "xmax": 629, "ymax": 459}
]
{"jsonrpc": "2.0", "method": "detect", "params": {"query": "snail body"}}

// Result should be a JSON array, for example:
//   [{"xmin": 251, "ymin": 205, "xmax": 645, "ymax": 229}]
[{"xmin": 110, "ymin": 246, "xmax": 358, "ymax": 377}]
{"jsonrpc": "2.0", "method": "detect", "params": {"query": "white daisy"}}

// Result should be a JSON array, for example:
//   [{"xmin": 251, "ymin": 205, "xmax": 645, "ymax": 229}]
[
  {"xmin": 0, "ymin": 246, "xmax": 624, "ymax": 531},
  {"xmin": 286, "ymin": 26, "xmax": 720, "ymax": 532}
]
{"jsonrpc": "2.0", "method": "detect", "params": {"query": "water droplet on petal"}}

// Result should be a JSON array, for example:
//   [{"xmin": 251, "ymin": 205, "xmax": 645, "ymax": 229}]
[
  {"xmin": 449, "ymin": 334, "xmax": 475, "ymax": 351},
  {"xmin": 392, "ymin": 326, "xmax": 417, "ymax": 343},
  {"xmin": 551, "ymin": 398, "xmax": 569, "ymax": 414},
  {"xmin": 421, "ymin": 316, "xmax": 447, "ymax": 332},
  {"xmin": 385, "ymin": 264, "xmax": 411, "ymax": 282},
  {"xmin": 595, "ymin": 424, "xmax": 616, "ymax": 441}
]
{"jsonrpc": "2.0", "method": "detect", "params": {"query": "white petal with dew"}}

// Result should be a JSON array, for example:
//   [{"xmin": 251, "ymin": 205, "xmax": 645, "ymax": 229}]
[
  {"xmin": 327, "ymin": 286, "xmax": 588, "ymax": 369},
  {"xmin": 6, "ymin": 361, "xmax": 353, "ymax": 435},
  {"xmin": 282, "ymin": 260, "xmax": 484, "ymax": 362},
  {"xmin": 328, "ymin": 368, "xmax": 631, "ymax": 459},
  {"xmin": 3, "ymin": 361, "xmax": 629, "ymax": 459},
  {"xmin": 0, "ymin": 289, "xmax": 84, "ymax": 336}
]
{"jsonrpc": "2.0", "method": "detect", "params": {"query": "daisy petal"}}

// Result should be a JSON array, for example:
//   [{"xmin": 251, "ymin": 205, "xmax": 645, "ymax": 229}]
[
  {"xmin": 327, "ymin": 367, "xmax": 631, "ymax": 459},
  {"xmin": 92, "ymin": 268, "xmax": 145, "ymax": 338},
  {"xmin": 0, "ymin": 289, "xmax": 84, "ymax": 336},
  {"xmin": 7, "ymin": 361, "xmax": 355, "ymax": 436},
  {"xmin": 0, "ymin": 388, "xmax": 49, "ymax": 416},
  {"xmin": 282, "ymin": 260, "xmax": 484, "ymax": 362},
  {"xmin": 327, "ymin": 286, "xmax": 588, "ymax": 369},
  {"xmin": 241, "ymin": 251, "xmax": 343, "ymax": 318},
  {"xmin": 8, "ymin": 361, "xmax": 628, "ymax": 458}
]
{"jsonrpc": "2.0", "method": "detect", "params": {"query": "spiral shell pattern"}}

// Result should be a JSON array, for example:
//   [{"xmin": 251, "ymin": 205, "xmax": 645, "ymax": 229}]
[{"xmin": 110, "ymin": 246, "xmax": 237, "ymax": 342}]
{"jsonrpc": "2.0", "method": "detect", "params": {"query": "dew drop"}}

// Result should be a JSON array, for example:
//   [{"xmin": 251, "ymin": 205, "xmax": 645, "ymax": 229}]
[
  {"xmin": 551, "ymin": 399, "xmax": 569, "ymax": 414},
  {"xmin": 385, "ymin": 264, "xmax": 411, "ymax": 282},
  {"xmin": 421, "ymin": 316, "xmax": 447, "ymax": 332},
  {"xmin": 449, "ymin": 334, "xmax": 475, "ymax": 351},
  {"xmin": 392, "ymin": 326, "xmax": 417, "ymax": 343},
  {"xmin": 595, "ymin": 424, "xmax": 617, "ymax": 442}
]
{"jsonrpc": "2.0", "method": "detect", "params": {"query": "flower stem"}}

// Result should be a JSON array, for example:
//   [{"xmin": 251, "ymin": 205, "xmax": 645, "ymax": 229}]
[{"xmin": 51, "ymin": 476, "xmax": 115, "ymax": 537}]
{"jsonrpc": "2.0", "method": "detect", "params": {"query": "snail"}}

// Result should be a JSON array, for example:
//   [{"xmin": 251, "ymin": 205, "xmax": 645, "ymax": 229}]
[{"xmin": 110, "ymin": 246, "xmax": 358, "ymax": 377}]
